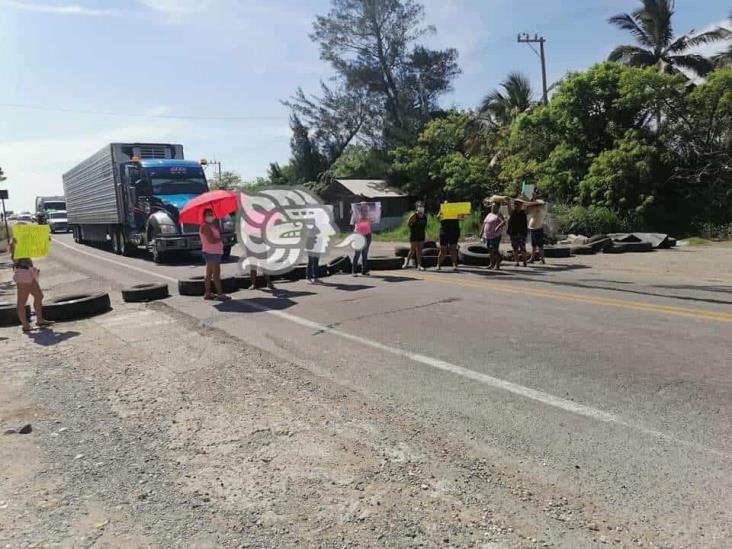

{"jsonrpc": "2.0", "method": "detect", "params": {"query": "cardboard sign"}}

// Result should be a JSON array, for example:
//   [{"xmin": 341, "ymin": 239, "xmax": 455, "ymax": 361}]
[
  {"xmin": 350, "ymin": 202, "xmax": 381, "ymax": 225},
  {"xmin": 439, "ymin": 202, "xmax": 471, "ymax": 220},
  {"xmin": 12, "ymin": 224, "xmax": 50, "ymax": 258},
  {"xmin": 521, "ymin": 182, "xmax": 535, "ymax": 200}
]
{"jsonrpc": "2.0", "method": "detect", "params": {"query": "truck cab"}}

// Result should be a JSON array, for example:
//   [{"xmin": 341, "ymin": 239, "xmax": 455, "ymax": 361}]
[{"xmin": 121, "ymin": 158, "xmax": 236, "ymax": 262}]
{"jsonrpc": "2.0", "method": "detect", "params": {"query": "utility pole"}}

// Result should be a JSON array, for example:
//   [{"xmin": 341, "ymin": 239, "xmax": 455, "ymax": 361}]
[
  {"xmin": 201, "ymin": 158, "xmax": 223, "ymax": 189},
  {"xmin": 517, "ymin": 33, "xmax": 548, "ymax": 105}
]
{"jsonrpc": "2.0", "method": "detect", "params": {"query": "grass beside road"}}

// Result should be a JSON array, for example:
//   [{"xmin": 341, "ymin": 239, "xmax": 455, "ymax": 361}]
[{"xmin": 683, "ymin": 237, "xmax": 713, "ymax": 246}]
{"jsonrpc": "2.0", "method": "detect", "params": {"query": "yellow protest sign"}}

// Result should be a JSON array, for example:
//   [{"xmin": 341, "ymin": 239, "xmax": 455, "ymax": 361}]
[
  {"xmin": 12, "ymin": 224, "xmax": 50, "ymax": 258},
  {"xmin": 439, "ymin": 202, "xmax": 471, "ymax": 220}
]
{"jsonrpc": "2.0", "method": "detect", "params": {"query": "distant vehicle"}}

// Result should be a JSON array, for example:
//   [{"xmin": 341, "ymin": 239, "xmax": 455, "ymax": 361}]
[
  {"xmin": 35, "ymin": 195, "xmax": 66, "ymax": 224},
  {"xmin": 17, "ymin": 211, "xmax": 34, "ymax": 223},
  {"xmin": 47, "ymin": 210, "xmax": 70, "ymax": 233},
  {"xmin": 63, "ymin": 143, "xmax": 236, "ymax": 262}
]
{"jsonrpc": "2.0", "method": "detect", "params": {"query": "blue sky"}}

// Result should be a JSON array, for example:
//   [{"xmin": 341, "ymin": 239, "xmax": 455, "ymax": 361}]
[{"xmin": 1, "ymin": 0, "xmax": 729, "ymax": 211}]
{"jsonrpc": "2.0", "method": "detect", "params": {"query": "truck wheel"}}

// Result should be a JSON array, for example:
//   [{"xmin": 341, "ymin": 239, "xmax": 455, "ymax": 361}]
[
  {"xmin": 111, "ymin": 230, "xmax": 120, "ymax": 255},
  {"xmin": 118, "ymin": 229, "xmax": 132, "ymax": 257},
  {"xmin": 42, "ymin": 292, "xmax": 111, "ymax": 322},
  {"xmin": 152, "ymin": 245, "xmax": 166, "ymax": 264},
  {"xmin": 222, "ymin": 246, "xmax": 232, "ymax": 260},
  {"xmin": 122, "ymin": 283, "xmax": 169, "ymax": 303},
  {"xmin": 0, "ymin": 302, "xmax": 31, "ymax": 327}
]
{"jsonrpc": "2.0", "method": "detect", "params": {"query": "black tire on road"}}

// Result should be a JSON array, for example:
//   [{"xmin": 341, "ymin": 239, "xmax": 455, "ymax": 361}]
[
  {"xmin": 589, "ymin": 237, "xmax": 613, "ymax": 252},
  {"xmin": 327, "ymin": 255, "xmax": 352, "ymax": 275},
  {"xmin": 394, "ymin": 246, "xmax": 410, "ymax": 258},
  {"xmin": 0, "ymin": 302, "xmax": 31, "ymax": 327},
  {"xmin": 603, "ymin": 243, "xmax": 627, "ymax": 254},
  {"xmin": 624, "ymin": 241, "xmax": 653, "ymax": 253},
  {"xmin": 570, "ymin": 245, "xmax": 595, "ymax": 255},
  {"xmin": 421, "ymin": 248, "xmax": 439, "ymax": 257},
  {"xmin": 121, "ymin": 283, "xmax": 169, "ymax": 303},
  {"xmin": 588, "ymin": 234, "xmax": 609, "ymax": 243},
  {"xmin": 367, "ymin": 256, "xmax": 404, "ymax": 271},
  {"xmin": 42, "ymin": 292, "xmax": 111, "ymax": 322},
  {"xmin": 459, "ymin": 245, "xmax": 491, "ymax": 266},
  {"xmin": 178, "ymin": 276, "xmax": 237, "ymax": 296},
  {"xmin": 423, "ymin": 240, "xmax": 437, "ymax": 249},
  {"xmin": 542, "ymin": 246, "xmax": 572, "ymax": 258}
]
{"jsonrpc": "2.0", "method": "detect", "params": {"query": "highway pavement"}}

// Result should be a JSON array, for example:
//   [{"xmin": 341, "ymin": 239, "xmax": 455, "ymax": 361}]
[{"xmin": 48, "ymin": 233, "xmax": 732, "ymax": 545}]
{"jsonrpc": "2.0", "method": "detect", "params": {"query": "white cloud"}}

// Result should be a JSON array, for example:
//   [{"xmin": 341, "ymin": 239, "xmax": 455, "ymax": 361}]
[
  {"xmin": 0, "ymin": 0, "xmax": 120, "ymax": 16},
  {"xmin": 136, "ymin": 0, "xmax": 212, "ymax": 14}
]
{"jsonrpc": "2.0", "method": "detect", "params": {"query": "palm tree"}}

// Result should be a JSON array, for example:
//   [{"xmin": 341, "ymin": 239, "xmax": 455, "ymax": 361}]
[
  {"xmin": 608, "ymin": 0, "xmax": 730, "ymax": 77},
  {"xmin": 713, "ymin": 14, "xmax": 732, "ymax": 68},
  {"xmin": 478, "ymin": 72, "xmax": 534, "ymax": 127}
]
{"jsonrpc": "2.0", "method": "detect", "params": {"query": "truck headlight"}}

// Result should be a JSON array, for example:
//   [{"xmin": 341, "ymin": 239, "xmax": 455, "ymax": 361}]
[{"xmin": 159, "ymin": 224, "xmax": 177, "ymax": 235}]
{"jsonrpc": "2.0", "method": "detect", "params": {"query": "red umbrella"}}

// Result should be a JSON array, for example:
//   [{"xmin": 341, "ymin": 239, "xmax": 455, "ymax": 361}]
[{"xmin": 178, "ymin": 190, "xmax": 238, "ymax": 225}]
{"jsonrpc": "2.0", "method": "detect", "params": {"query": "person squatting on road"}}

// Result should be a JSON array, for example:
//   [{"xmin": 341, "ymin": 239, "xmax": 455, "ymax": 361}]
[
  {"xmin": 352, "ymin": 204, "xmax": 372, "ymax": 276},
  {"xmin": 482, "ymin": 203, "xmax": 505, "ymax": 270},
  {"xmin": 403, "ymin": 202, "xmax": 427, "ymax": 270},
  {"xmin": 199, "ymin": 208, "xmax": 230, "ymax": 301},
  {"xmin": 9, "ymin": 224, "xmax": 53, "ymax": 332},
  {"xmin": 437, "ymin": 204, "xmax": 460, "ymax": 272},
  {"xmin": 507, "ymin": 199, "xmax": 528, "ymax": 267},
  {"xmin": 527, "ymin": 201, "xmax": 547, "ymax": 264}
]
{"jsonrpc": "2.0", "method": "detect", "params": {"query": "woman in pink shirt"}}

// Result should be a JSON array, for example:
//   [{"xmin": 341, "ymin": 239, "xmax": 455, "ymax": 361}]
[
  {"xmin": 481, "ymin": 203, "xmax": 505, "ymax": 270},
  {"xmin": 352, "ymin": 204, "xmax": 372, "ymax": 276},
  {"xmin": 199, "ymin": 208, "xmax": 230, "ymax": 301}
]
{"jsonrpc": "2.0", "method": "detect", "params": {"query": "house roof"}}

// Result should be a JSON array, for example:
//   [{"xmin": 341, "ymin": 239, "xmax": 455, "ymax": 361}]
[{"xmin": 335, "ymin": 179, "xmax": 407, "ymax": 199}]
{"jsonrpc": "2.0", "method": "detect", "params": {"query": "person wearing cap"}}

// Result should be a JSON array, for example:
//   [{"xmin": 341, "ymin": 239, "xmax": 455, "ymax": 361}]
[
  {"xmin": 527, "ymin": 199, "xmax": 547, "ymax": 264},
  {"xmin": 403, "ymin": 202, "xmax": 427, "ymax": 270}
]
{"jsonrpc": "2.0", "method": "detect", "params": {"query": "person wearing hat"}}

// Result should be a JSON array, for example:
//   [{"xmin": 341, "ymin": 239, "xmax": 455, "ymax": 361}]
[
  {"xmin": 526, "ymin": 199, "xmax": 547, "ymax": 264},
  {"xmin": 506, "ymin": 198, "xmax": 528, "ymax": 267}
]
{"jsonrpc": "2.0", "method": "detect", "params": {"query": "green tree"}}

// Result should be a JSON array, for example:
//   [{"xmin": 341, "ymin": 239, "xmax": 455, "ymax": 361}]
[
  {"xmin": 331, "ymin": 144, "xmax": 390, "ymax": 178},
  {"xmin": 608, "ymin": 0, "xmax": 730, "ymax": 77},
  {"xmin": 712, "ymin": 14, "xmax": 732, "ymax": 68},
  {"xmin": 310, "ymin": 0, "xmax": 460, "ymax": 144},
  {"xmin": 289, "ymin": 114, "xmax": 327, "ymax": 183},
  {"xmin": 209, "ymin": 170, "xmax": 243, "ymax": 191},
  {"xmin": 479, "ymin": 72, "xmax": 534, "ymax": 127}
]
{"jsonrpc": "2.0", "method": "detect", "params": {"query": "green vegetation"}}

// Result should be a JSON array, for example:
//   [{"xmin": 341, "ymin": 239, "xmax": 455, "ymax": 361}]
[
  {"xmin": 373, "ymin": 211, "xmax": 482, "ymax": 242},
  {"xmin": 260, "ymin": 0, "xmax": 731, "ymax": 238},
  {"xmin": 683, "ymin": 237, "xmax": 712, "ymax": 246}
]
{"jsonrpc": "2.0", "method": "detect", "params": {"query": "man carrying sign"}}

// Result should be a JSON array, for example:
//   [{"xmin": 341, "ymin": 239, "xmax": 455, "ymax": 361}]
[{"xmin": 8, "ymin": 222, "xmax": 53, "ymax": 332}]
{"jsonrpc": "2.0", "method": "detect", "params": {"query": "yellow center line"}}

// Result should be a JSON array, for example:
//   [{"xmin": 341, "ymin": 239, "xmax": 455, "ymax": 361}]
[{"xmin": 393, "ymin": 271, "xmax": 732, "ymax": 323}]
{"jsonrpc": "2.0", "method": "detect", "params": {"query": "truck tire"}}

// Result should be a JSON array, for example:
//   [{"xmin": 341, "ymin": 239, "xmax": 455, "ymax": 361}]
[
  {"xmin": 394, "ymin": 246, "xmax": 410, "ymax": 258},
  {"xmin": 624, "ymin": 241, "xmax": 653, "ymax": 253},
  {"xmin": 459, "ymin": 245, "xmax": 491, "ymax": 266},
  {"xmin": 421, "ymin": 248, "xmax": 439, "ymax": 257},
  {"xmin": 118, "ymin": 229, "xmax": 133, "ymax": 257},
  {"xmin": 0, "ymin": 303, "xmax": 31, "ymax": 327},
  {"xmin": 111, "ymin": 230, "xmax": 121, "ymax": 255},
  {"xmin": 222, "ymin": 246, "xmax": 232, "ymax": 260},
  {"xmin": 570, "ymin": 245, "xmax": 595, "ymax": 255},
  {"xmin": 151, "ymin": 244, "xmax": 166, "ymax": 264},
  {"xmin": 42, "ymin": 292, "xmax": 111, "ymax": 322},
  {"xmin": 424, "ymin": 241, "xmax": 437, "ymax": 249},
  {"xmin": 543, "ymin": 246, "xmax": 572, "ymax": 258},
  {"xmin": 589, "ymin": 237, "xmax": 612, "ymax": 252},
  {"xmin": 121, "ymin": 283, "xmax": 169, "ymax": 303},
  {"xmin": 603, "ymin": 243, "xmax": 627, "ymax": 254},
  {"xmin": 327, "ymin": 255, "xmax": 352, "ymax": 275},
  {"xmin": 178, "ymin": 275, "xmax": 237, "ymax": 296},
  {"xmin": 367, "ymin": 257, "xmax": 403, "ymax": 271}
]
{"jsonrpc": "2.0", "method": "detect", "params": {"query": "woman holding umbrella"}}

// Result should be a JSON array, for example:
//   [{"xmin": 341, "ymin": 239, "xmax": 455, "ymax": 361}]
[{"xmin": 200, "ymin": 208, "xmax": 230, "ymax": 301}]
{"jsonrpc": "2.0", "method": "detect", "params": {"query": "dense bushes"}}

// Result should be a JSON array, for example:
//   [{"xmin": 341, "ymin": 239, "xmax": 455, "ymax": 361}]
[{"xmin": 551, "ymin": 205, "xmax": 632, "ymax": 236}]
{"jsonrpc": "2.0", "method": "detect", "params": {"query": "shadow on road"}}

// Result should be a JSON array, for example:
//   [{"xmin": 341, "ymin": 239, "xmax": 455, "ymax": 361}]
[
  {"xmin": 214, "ymin": 295, "xmax": 308, "ymax": 313},
  {"xmin": 26, "ymin": 329, "xmax": 80, "ymax": 346},
  {"xmin": 654, "ymin": 284, "xmax": 732, "ymax": 295},
  {"xmin": 368, "ymin": 274, "xmax": 416, "ymax": 283},
  {"xmin": 317, "ymin": 281, "xmax": 374, "ymax": 292}
]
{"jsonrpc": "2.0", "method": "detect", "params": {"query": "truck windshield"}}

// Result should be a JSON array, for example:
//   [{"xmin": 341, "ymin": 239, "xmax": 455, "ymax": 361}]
[
  {"xmin": 146, "ymin": 166, "xmax": 208, "ymax": 196},
  {"xmin": 45, "ymin": 202, "xmax": 66, "ymax": 211}
]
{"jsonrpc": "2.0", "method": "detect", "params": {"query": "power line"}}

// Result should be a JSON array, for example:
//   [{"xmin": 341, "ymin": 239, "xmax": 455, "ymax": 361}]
[
  {"xmin": 0, "ymin": 102, "xmax": 284, "ymax": 121},
  {"xmin": 517, "ymin": 33, "xmax": 549, "ymax": 105}
]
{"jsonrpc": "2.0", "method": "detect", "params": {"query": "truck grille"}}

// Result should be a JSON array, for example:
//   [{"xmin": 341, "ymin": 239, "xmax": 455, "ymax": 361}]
[
  {"xmin": 136, "ymin": 145, "xmax": 172, "ymax": 159},
  {"xmin": 181, "ymin": 223, "xmax": 199, "ymax": 235}
]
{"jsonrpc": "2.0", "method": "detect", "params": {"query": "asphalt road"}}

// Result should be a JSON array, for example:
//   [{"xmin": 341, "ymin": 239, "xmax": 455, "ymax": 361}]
[{"xmin": 48, "ymin": 234, "xmax": 732, "ymax": 544}]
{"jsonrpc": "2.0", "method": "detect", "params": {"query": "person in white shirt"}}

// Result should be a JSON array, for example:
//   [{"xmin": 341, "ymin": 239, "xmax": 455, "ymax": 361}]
[{"xmin": 526, "ymin": 200, "xmax": 547, "ymax": 264}]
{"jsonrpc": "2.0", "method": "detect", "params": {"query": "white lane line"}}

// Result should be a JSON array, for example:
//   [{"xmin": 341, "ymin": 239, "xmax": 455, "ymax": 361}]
[
  {"xmin": 52, "ymin": 238, "xmax": 178, "ymax": 282},
  {"xmin": 50, "ymin": 237, "xmax": 730, "ymax": 459}
]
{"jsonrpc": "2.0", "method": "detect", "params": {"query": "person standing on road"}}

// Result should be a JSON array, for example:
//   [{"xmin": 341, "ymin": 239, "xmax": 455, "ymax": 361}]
[
  {"xmin": 527, "ymin": 200, "xmax": 547, "ymax": 264},
  {"xmin": 403, "ymin": 203, "xmax": 427, "ymax": 270},
  {"xmin": 9, "ymin": 223, "xmax": 53, "ymax": 332},
  {"xmin": 481, "ymin": 203, "xmax": 505, "ymax": 270},
  {"xmin": 352, "ymin": 203, "xmax": 372, "ymax": 276},
  {"xmin": 436, "ymin": 202, "xmax": 460, "ymax": 272},
  {"xmin": 507, "ymin": 199, "xmax": 528, "ymax": 267},
  {"xmin": 199, "ymin": 208, "xmax": 230, "ymax": 301},
  {"xmin": 305, "ymin": 224, "xmax": 322, "ymax": 284}
]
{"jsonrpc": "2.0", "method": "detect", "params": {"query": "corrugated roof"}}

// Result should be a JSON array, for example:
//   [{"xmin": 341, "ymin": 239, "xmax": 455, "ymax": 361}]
[{"xmin": 335, "ymin": 179, "xmax": 407, "ymax": 198}]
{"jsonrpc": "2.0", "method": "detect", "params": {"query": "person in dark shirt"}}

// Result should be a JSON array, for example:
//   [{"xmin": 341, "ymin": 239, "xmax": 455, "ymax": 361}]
[
  {"xmin": 403, "ymin": 202, "xmax": 427, "ymax": 270},
  {"xmin": 436, "ymin": 202, "xmax": 461, "ymax": 272},
  {"xmin": 506, "ymin": 199, "xmax": 528, "ymax": 267}
]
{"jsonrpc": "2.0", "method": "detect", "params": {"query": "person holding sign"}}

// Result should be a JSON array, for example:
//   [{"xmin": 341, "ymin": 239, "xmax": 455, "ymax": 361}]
[
  {"xmin": 351, "ymin": 203, "xmax": 373, "ymax": 276},
  {"xmin": 507, "ymin": 199, "xmax": 528, "ymax": 267},
  {"xmin": 403, "ymin": 202, "xmax": 427, "ymax": 270},
  {"xmin": 527, "ymin": 200, "xmax": 547, "ymax": 264},
  {"xmin": 481, "ymin": 203, "xmax": 505, "ymax": 270},
  {"xmin": 9, "ymin": 222, "xmax": 52, "ymax": 332},
  {"xmin": 436, "ymin": 201, "xmax": 463, "ymax": 272}
]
